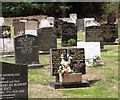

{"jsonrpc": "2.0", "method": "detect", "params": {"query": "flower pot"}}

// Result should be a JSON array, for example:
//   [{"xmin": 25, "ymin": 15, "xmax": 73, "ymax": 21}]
[{"xmin": 59, "ymin": 73, "xmax": 82, "ymax": 84}]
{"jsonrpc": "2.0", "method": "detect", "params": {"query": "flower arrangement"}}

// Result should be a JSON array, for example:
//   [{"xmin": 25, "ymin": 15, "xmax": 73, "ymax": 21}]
[
  {"xmin": 2, "ymin": 30, "xmax": 10, "ymax": 38},
  {"xmin": 67, "ymin": 38, "xmax": 76, "ymax": 45}
]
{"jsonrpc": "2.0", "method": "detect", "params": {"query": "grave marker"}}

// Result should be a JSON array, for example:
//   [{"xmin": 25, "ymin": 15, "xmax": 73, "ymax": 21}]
[
  {"xmin": 14, "ymin": 34, "xmax": 39, "ymax": 64},
  {"xmin": 101, "ymin": 24, "xmax": 118, "ymax": 44},
  {"xmin": 62, "ymin": 22, "xmax": 77, "ymax": 46},
  {"xmin": 85, "ymin": 26, "xmax": 104, "ymax": 49},
  {"xmin": 0, "ymin": 62, "xmax": 28, "ymax": 99},
  {"xmin": 37, "ymin": 27, "xmax": 57, "ymax": 52}
]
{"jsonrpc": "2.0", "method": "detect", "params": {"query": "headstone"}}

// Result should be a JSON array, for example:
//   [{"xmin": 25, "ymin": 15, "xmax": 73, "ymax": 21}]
[
  {"xmin": 14, "ymin": 22, "xmax": 25, "ymax": 36},
  {"xmin": 37, "ymin": 27, "xmax": 57, "ymax": 52},
  {"xmin": 0, "ymin": 17, "xmax": 4, "ymax": 26},
  {"xmin": 14, "ymin": 34, "xmax": 39, "ymax": 64},
  {"xmin": 40, "ymin": 18, "xmax": 51, "ymax": 28},
  {"xmin": 50, "ymin": 48, "xmax": 86, "ymax": 76},
  {"xmin": 0, "ymin": 38, "xmax": 14, "ymax": 53},
  {"xmin": 62, "ymin": 22, "xmax": 77, "ymax": 46},
  {"xmin": 76, "ymin": 19, "xmax": 84, "ymax": 31},
  {"xmin": 107, "ymin": 12, "xmax": 116, "ymax": 24},
  {"xmin": 54, "ymin": 19, "xmax": 63, "ymax": 37},
  {"xmin": 77, "ymin": 42, "xmax": 101, "ymax": 59},
  {"xmin": 25, "ymin": 20, "xmax": 38, "ymax": 36},
  {"xmin": 101, "ymin": 24, "xmax": 118, "ymax": 44},
  {"xmin": 85, "ymin": 26, "xmax": 104, "ymax": 49},
  {"xmin": 0, "ymin": 62, "xmax": 28, "ymax": 99},
  {"xmin": 70, "ymin": 13, "xmax": 77, "ymax": 24}
]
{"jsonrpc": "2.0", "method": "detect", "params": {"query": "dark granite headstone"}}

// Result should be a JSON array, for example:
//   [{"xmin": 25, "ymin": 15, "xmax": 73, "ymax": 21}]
[
  {"xmin": 14, "ymin": 22, "xmax": 25, "ymax": 36},
  {"xmin": 76, "ymin": 19, "xmax": 84, "ymax": 31},
  {"xmin": 14, "ymin": 34, "xmax": 39, "ymax": 64},
  {"xmin": 101, "ymin": 24, "xmax": 118, "ymax": 44},
  {"xmin": 50, "ymin": 48, "xmax": 86, "ymax": 76},
  {"xmin": 0, "ymin": 26, "xmax": 11, "ymax": 38},
  {"xmin": 0, "ymin": 62, "xmax": 28, "ymax": 99},
  {"xmin": 85, "ymin": 26, "xmax": 104, "ymax": 49},
  {"xmin": 54, "ymin": 19, "xmax": 63, "ymax": 37},
  {"xmin": 107, "ymin": 12, "xmax": 116, "ymax": 24},
  {"xmin": 37, "ymin": 27, "xmax": 57, "ymax": 51},
  {"xmin": 62, "ymin": 22, "xmax": 77, "ymax": 46}
]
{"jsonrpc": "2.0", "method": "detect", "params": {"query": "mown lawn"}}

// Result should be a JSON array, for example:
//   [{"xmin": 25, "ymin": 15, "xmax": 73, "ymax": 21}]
[{"xmin": 0, "ymin": 32, "xmax": 119, "ymax": 98}]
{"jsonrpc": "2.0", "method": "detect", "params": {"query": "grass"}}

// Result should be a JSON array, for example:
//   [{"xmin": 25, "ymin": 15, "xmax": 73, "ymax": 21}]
[{"xmin": 0, "ymin": 31, "xmax": 119, "ymax": 98}]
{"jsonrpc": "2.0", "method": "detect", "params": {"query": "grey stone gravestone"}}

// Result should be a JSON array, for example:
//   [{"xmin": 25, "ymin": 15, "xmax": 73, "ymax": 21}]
[
  {"xmin": 37, "ymin": 27, "xmax": 57, "ymax": 52},
  {"xmin": 62, "ymin": 22, "xmax": 77, "ymax": 46},
  {"xmin": 85, "ymin": 26, "xmax": 104, "ymax": 49},
  {"xmin": 50, "ymin": 48, "xmax": 86, "ymax": 76},
  {"xmin": 0, "ymin": 62, "xmax": 28, "ymax": 99},
  {"xmin": 14, "ymin": 34, "xmax": 39, "ymax": 64},
  {"xmin": 14, "ymin": 22, "xmax": 25, "ymax": 36},
  {"xmin": 76, "ymin": 19, "xmax": 84, "ymax": 31},
  {"xmin": 101, "ymin": 24, "xmax": 118, "ymax": 44}
]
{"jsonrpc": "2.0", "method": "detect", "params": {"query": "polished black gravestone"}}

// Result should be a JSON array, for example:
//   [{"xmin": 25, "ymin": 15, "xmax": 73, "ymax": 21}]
[
  {"xmin": 85, "ymin": 26, "xmax": 104, "ymax": 49},
  {"xmin": 61, "ymin": 22, "xmax": 77, "ymax": 46},
  {"xmin": 14, "ymin": 34, "xmax": 39, "ymax": 64},
  {"xmin": 101, "ymin": 24, "xmax": 118, "ymax": 45},
  {"xmin": 50, "ymin": 48, "xmax": 89, "ymax": 89},
  {"xmin": 37, "ymin": 27, "xmax": 57, "ymax": 53},
  {"xmin": 0, "ymin": 62, "xmax": 28, "ymax": 99}
]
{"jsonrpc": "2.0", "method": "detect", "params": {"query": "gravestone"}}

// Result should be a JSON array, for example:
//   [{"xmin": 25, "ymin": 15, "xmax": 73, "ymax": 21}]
[
  {"xmin": 0, "ymin": 62, "xmax": 28, "ymax": 99},
  {"xmin": 76, "ymin": 19, "xmax": 84, "ymax": 31},
  {"xmin": 77, "ymin": 42, "xmax": 101, "ymax": 59},
  {"xmin": 85, "ymin": 26, "xmax": 104, "ymax": 49},
  {"xmin": 14, "ymin": 34, "xmax": 39, "ymax": 64},
  {"xmin": 50, "ymin": 48, "xmax": 86, "ymax": 76},
  {"xmin": 62, "ymin": 22, "xmax": 77, "ymax": 46},
  {"xmin": 0, "ymin": 17, "xmax": 4, "ymax": 26},
  {"xmin": 54, "ymin": 18, "xmax": 63, "ymax": 37},
  {"xmin": 14, "ymin": 22, "xmax": 25, "ymax": 36},
  {"xmin": 25, "ymin": 20, "xmax": 38, "ymax": 36},
  {"xmin": 107, "ymin": 12, "xmax": 116, "ymax": 24},
  {"xmin": 101, "ymin": 24, "xmax": 118, "ymax": 44},
  {"xmin": 37, "ymin": 27, "xmax": 57, "ymax": 52}
]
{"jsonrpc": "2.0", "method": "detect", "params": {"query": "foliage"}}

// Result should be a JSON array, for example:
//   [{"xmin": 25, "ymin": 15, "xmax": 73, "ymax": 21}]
[{"xmin": 67, "ymin": 38, "xmax": 76, "ymax": 45}]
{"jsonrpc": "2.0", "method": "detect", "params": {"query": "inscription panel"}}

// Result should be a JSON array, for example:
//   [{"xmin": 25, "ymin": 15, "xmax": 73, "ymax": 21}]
[
  {"xmin": 14, "ymin": 34, "xmax": 39, "ymax": 64},
  {"xmin": 50, "ymin": 48, "xmax": 85, "ymax": 76},
  {"xmin": 0, "ymin": 62, "xmax": 28, "ymax": 99}
]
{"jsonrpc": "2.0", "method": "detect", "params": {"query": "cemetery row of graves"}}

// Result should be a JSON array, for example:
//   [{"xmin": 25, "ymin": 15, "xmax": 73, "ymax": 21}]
[{"xmin": 0, "ymin": 14, "xmax": 119, "ymax": 99}]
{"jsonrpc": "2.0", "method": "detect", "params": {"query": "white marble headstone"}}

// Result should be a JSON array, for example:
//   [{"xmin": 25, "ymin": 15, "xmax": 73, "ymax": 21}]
[
  {"xmin": 77, "ymin": 42, "xmax": 101, "ymax": 59},
  {"xmin": 0, "ymin": 17, "xmax": 4, "ymax": 26}
]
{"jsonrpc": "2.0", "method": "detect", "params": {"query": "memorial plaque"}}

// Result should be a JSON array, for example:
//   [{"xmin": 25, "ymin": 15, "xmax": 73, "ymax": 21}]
[
  {"xmin": 62, "ymin": 22, "xmax": 77, "ymax": 46},
  {"xmin": 0, "ymin": 26, "xmax": 11, "ymax": 38},
  {"xmin": 14, "ymin": 22, "xmax": 25, "ymax": 36},
  {"xmin": 0, "ymin": 62, "xmax": 28, "ymax": 99},
  {"xmin": 101, "ymin": 24, "xmax": 118, "ymax": 44},
  {"xmin": 14, "ymin": 34, "xmax": 39, "ymax": 64},
  {"xmin": 85, "ymin": 26, "xmax": 104, "ymax": 49},
  {"xmin": 50, "ymin": 48, "xmax": 85, "ymax": 76},
  {"xmin": 37, "ymin": 27, "xmax": 57, "ymax": 51}
]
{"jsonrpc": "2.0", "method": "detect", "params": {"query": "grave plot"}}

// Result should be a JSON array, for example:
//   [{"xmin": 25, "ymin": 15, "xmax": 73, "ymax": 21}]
[{"xmin": 50, "ymin": 48, "xmax": 89, "ymax": 89}]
